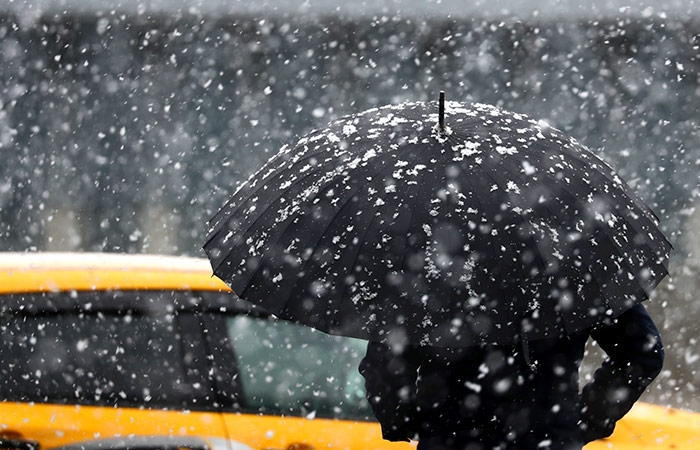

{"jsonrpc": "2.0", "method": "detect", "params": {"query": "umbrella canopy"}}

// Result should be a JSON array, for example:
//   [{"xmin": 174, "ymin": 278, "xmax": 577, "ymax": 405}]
[{"xmin": 204, "ymin": 98, "xmax": 671, "ymax": 347}]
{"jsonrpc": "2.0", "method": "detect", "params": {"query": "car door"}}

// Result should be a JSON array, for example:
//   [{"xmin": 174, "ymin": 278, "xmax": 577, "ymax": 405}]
[
  {"xmin": 0, "ymin": 290, "xmax": 236, "ymax": 450},
  {"xmin": 198, "ymin": 293, "xmax": 412, "ymax": 450}
]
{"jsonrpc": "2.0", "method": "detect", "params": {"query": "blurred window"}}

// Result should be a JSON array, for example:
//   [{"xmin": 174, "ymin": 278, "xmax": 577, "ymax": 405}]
[
  {"xmin": 0, "ymin": 293, "xmax": 211, "ymax": 409},
  {"xmin": 222, "ymin": 315, "xmax": 371, "ymax": 420}
]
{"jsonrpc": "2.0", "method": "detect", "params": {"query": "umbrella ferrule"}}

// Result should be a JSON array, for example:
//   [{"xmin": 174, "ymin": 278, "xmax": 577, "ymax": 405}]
[{"xmin": 438, "ymin": 91, "xmax": 446, "ymax": 132}]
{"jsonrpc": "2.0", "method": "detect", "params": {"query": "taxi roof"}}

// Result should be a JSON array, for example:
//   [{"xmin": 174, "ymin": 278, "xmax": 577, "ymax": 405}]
[{"xmin": 0, "ymin": 252, "xmax": 232, "ymax": 294}]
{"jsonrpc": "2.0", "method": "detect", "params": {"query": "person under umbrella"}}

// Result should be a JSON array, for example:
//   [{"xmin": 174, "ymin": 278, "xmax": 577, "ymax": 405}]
[
  {"xmin": 359, "ymin": 300, "xmax": 663, "ymax": 450},
  {"xmin": 204, "ymin": 94, "xmax": 671, "ymax": 450}
]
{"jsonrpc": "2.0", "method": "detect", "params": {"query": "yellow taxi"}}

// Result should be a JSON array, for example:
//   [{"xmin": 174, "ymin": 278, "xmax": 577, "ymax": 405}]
[{"xmin": 0, "ymin": 253, "xmax": 698, "ymax": 450}]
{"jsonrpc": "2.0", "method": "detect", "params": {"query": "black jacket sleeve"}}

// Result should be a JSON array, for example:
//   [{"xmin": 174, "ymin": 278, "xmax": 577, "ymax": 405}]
[
  {"xmin": 580, "ymin": 303, "xmax": 664, "ymax": 443},
  {"xmin": 359, "ymin": 341, "xmax": 420, "ymax": 442}
]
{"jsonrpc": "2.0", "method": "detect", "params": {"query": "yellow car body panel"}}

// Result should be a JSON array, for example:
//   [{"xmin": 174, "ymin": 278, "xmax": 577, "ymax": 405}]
[
  {"xmin": 217, "ymin": 414, "xmax": 412, "ymax": 450},
  {"xmin": 1, "ymin": 252, "xmax": 699, "ymax": 450},
  {"xmin": 0, "ymin": 252, "xmax": 230, "ymax": 294},
  {"xmin": 0, "ymin": 402, "xmax": 411, "ymax": 450},
  {"xmin": 584, "ymin": 402, "xmax": 700, "ymax": 450},
  {"xmin": 0, "ymin": 402, "xmax": 227, "ymax": 449}
]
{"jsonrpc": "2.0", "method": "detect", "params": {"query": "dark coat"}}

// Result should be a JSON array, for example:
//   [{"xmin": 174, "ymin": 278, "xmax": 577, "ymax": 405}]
[{"xmin": 359, "ymin": 304, "xmax": 664, "ymax": 450}]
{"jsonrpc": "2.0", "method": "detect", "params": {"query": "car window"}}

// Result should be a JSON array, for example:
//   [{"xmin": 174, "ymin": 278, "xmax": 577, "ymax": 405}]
[
  {"xmin": 0, "ymin": 292, "xmax": 211, "ymax": 410},
  {"xmin": 221, "ymin": 315, "xmax": 372, "ymax": 420}
]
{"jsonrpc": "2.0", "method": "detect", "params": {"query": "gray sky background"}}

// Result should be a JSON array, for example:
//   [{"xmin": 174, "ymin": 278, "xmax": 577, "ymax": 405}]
[{"xmin": 1, "ymin": 0, "xmax": 699, "ymax": 18}]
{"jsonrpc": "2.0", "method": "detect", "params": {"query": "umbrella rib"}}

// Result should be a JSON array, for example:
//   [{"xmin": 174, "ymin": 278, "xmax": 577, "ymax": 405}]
[
  {"xmin": 485, "ymin": 156, "xmax": 662, "ymax": 322},
  {"xmin": 488, "ymin": 169, "xmax": 612, "ymax": 336},
  {"xmin": 434, "ymin": 151, "xmax": 620, "ymax": 338},
  {"xmin": 245, "ymin": 179, "xmax": 371, "ymax": 299},
  {"xmin": 389, "ymin": 181, "xmax": 422, "ymax": 286},
  {"xmin": 330, "ymin": 182, "xmax": 408, "ymax": 333},
  {"xmin": 273, "ymin": 177, "xmax": 391, "ymax": 331},
  {"xmin": 333, "ymin": 166, "xmax": 425, "ymax": 314},
  {"xmin": 205, "ymin": 156, "xmax": 358, "ymax": 276},
  {"xmin": 544, "ymin": 137, "xmax": 662, "ymax": 227},
  {"xmin": 465, "ymin": 155, "xmax": 593, "ymax": 330},
  {"xmin": 247, "ymin": 151, "xmax": 412, "ymax": 305},
  {"xmin": 310, "ymin": 143, "xmax": 445, "ymax": 336},
  {"xmin": 219, "ymin": 117, "xmax": 398, "ymax": 232},
  {"xmin": 461, "ymin": 160, "xmax": 537, "ymax": 262},
  {"xmin": 206, "ymin": 153, "xmax": 340, "ymax": 243},
  {"xmin": 328, "ymin": 202, "xmax": 387, "ymax": 332},
  {"xmin": 553, "ymin": 149, "xmax": 663, "ymax": 242},
  {"xmin": 494, "ymin": 153, "xmax": 669, "ymax": 283}
]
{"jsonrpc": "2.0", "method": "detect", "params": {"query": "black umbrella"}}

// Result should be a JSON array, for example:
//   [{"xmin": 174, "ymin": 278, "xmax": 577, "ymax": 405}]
[{"xmin": 204, "ymin": 94, "xmax": 671, "ymax": 347}]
